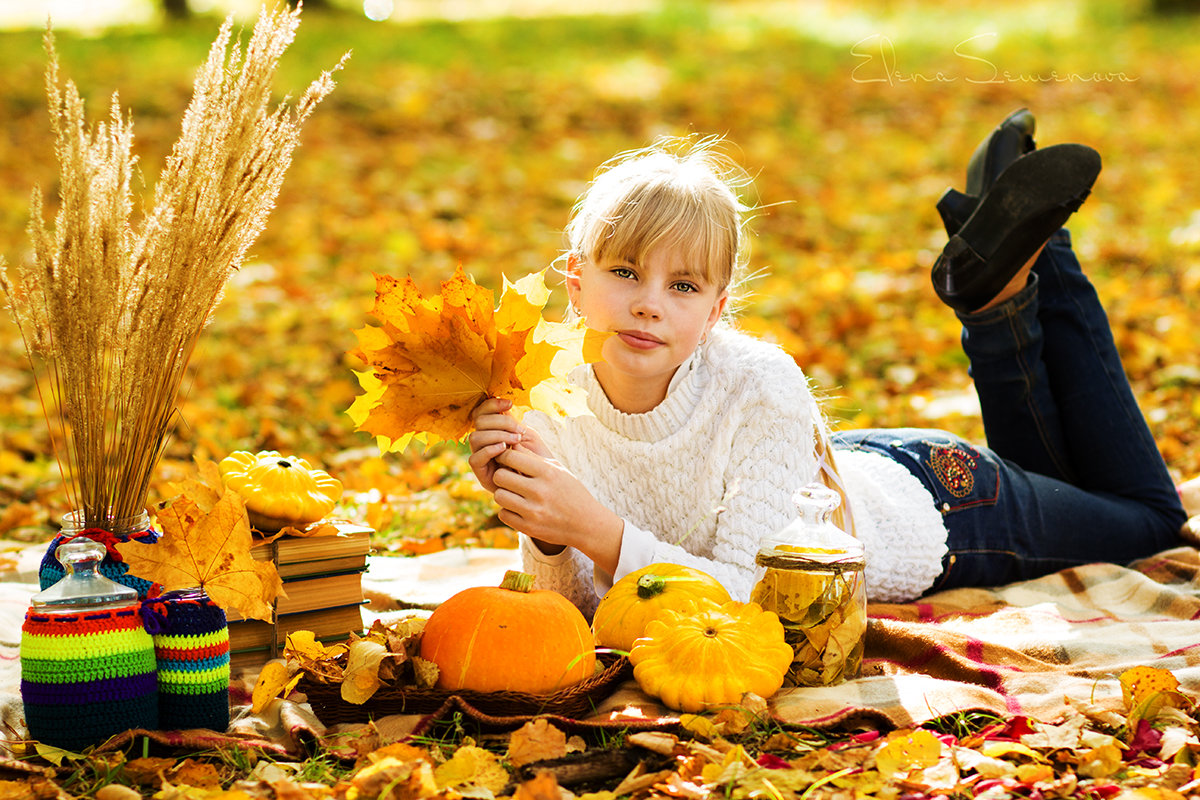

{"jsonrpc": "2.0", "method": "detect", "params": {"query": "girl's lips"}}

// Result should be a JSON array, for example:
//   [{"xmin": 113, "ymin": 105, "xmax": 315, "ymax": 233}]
[{"xmin": 616, "ymin": 330, "xmax": 664, "ymax": 350}]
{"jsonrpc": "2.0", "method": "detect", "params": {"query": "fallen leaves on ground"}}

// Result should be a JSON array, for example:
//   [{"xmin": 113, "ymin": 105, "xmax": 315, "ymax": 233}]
[{"xmin": 9, "ymin": 665, "xmax": 1200, "ymax": 798}]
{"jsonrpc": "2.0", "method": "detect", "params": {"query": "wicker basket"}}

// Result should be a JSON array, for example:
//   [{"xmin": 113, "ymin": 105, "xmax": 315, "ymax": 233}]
[{"xmin": 301, "ymin": 656, "xmax": 632, "ymax": 724}]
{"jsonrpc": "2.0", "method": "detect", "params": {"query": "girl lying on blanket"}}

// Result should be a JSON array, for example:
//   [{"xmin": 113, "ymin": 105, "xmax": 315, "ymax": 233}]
[{"xmin": 467, "ymin": 112, "xmax": 1188, "ymax": 616}]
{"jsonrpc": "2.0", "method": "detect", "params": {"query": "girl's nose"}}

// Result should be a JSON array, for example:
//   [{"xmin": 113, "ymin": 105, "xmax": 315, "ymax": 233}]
[{"xmin": 631, "ymin": 286, "xmax": 663, "ymax": 318}]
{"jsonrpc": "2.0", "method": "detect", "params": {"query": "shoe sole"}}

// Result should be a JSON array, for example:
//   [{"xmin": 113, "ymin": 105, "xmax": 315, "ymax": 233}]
[{"xmin": 933, "ymin": 143, "xmax": 1101, "ymax": 313}]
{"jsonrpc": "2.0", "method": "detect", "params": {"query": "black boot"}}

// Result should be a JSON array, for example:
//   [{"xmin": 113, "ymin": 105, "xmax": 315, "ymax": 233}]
[
  {"xmin": 936, "ymin": 108, "xmax": 1038, "ymax": 237},
  {"xmin": 932, "ymin": 143, "xmax": 1101, "ymax": 314}
]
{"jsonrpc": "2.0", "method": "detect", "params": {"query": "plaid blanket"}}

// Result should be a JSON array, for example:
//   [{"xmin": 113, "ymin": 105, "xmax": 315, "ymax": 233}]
[
  {"xmin": 3, "ymin": 546, "xmax": 1200, "ymax": 754},
  {"xmin": 770, "ymin": 546, "xmax": 1200, "ymax": 729}
]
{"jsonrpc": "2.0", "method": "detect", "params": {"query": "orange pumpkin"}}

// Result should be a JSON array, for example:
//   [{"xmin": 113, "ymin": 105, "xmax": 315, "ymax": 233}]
[{"xmin": 418, "ymin": 570, "xmax": 596, "ymax": 694}]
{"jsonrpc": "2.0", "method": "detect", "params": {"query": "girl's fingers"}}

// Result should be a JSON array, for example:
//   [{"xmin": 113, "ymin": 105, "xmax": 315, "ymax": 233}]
[
  {"xmin": 467, "ymin": 428, "xmax": 520, "ymax": 451},
  {"xmin": 492, "ymin": 466, "xmax": 530, "ymax": 494},
  {"xmin": 468, "ymin": 441, "xmax": 507, "ymax": 466},
  {"xmin": 495, "ymin": 446, "xmax": 544, "ymax": 475},
  {"xmin": 472, "ymin": 396, "xmax": 514, "ymax": 420},
  {"xmin": 473, "ymin": 413, "xmax": 522, "ymax": 435}
]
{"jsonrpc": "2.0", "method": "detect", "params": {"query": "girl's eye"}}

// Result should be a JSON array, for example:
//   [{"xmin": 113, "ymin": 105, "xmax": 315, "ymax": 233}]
[
  {"xmin": 612, "ymin": 267, "xmax": 636, "ymax": 279},
  {"xmin": 672, "ymin": 281, "xmax": 699, "ymax": 293}
]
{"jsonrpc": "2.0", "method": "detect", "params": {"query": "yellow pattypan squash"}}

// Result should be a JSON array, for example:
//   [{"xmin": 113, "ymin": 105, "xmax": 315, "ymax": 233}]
[
  {"xmin": 629, "ymin": 598, "xmax": 793, "ymax": 712},
  {"xmin": 219, "ymin": 450, "xmax": 343, "ymax": 531},
  {"xmin": 593, "ymin": 563, "xmax": 731, "ymax": 653}
]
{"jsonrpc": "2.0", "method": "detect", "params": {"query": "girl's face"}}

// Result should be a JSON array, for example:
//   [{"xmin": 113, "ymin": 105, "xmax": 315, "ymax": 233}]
[{"xmin": 567, "ymin": 246, "xmax": 727, "ymax": 414}]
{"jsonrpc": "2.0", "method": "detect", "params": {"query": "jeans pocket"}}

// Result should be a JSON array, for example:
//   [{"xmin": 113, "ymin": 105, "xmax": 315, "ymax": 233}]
[{"xmin": 888, "ymin": 434, "xmax": 1001, "ymax": 514}]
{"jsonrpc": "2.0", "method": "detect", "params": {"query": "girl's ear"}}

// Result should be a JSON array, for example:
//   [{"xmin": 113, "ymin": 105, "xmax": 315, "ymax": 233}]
[
  {"xmin": 706, "ymin": 290, "xmax": 729, "ymax": 333},
  {"xmin": 565, "ymin": 252, "xmax": 583, "ymax": 309}
]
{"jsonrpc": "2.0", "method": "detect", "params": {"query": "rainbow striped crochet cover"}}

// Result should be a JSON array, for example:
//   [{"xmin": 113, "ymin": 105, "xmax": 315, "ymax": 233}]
[
  {"xmin": 147, "ymin": 589, "xmax": 230, "ymax": 732},
  {"xmin": 39, "ymin": 527, "xmax": 161, "ymax": 599},
  {"xmin": 20, "ymin": 603, "xmax": 158, "ymax": 752}
]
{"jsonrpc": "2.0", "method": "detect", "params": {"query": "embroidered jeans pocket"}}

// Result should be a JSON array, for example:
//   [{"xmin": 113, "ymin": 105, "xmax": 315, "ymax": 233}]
[{"xmin": 891, "ymin": 435, "xmax": 1000, "ymax": 513}]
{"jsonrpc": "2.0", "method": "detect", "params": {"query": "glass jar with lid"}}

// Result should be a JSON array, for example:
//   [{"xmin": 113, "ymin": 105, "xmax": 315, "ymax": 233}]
[
  {"xmin": 750, "ymin": 484, "xmax": 867, "ymax": 687},
  {"xmin": 20, "ymin": 539, "xmax": 158, "ymax": 750}
]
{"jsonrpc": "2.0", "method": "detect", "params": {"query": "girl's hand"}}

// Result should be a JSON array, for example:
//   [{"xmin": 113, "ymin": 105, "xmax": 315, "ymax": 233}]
[
  {"xmin": 467, "ymin": 397, "xmax": 551, "ymax": 492},
  {"xmin": 468, "ymin": 397, "xmax": 520, "ymax": 493},
  {"xmin": 492, "ymin": 446, "xmax": 623, "ymax": 575}
]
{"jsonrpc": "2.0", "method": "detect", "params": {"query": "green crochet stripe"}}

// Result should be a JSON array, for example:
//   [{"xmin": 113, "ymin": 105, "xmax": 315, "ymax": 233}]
[
  {"xmin": 21, "ymin": 650, "xmax": 158, "ymax": 683},
  {"xmin": 158, "ymin": 664, "xmax": 231, "ymax": 689},
  {"xmin": 158, "ymin": 673, "xmax": 231, "ymax": 695},
  {"xmin": 20, "ymin": 628, "xmax": 153, "ymax": 661},
  {"xmin": 154, "ymin": 630, "xmax": 229, "ymax": 650}
]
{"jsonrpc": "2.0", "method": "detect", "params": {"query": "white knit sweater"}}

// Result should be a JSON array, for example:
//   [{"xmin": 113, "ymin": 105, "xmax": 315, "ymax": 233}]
[{"xmin": 521, "ymin": 326, "xmax": 949, "ymax": 618}]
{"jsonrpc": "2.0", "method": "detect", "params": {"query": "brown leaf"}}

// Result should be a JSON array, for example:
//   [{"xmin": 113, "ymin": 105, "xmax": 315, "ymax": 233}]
[{"xmin": 507, "ymin": 719, "xmax": 569, "ymax": 767}]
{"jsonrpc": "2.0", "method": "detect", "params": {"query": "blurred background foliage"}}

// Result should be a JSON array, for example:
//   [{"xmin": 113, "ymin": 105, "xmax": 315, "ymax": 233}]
[{"xmin": 1, "ymin": 0, "xmax": 1198, "ymax": 552}]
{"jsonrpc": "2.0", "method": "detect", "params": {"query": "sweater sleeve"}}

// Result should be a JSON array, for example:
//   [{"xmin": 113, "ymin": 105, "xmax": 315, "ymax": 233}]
[{"xmin": 520, "ymin": 534, "xmax": 602, "ymax": 620}]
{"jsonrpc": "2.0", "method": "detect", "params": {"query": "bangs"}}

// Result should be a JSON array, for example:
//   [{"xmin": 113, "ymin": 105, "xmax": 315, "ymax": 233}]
[{"xmin": 581, "ymin": 177, "xmax": 739, "ymax": 289}]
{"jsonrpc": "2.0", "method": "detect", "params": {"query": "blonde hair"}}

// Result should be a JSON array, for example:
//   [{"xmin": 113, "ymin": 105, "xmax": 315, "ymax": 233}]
[{"xmin": 563, "ymin": 135, "xmax": 753, "ymax": 302}]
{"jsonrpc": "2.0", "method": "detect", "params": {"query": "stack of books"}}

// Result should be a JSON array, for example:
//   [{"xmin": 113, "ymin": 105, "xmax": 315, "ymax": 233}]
[{"xmin": 226, "ymin": 520, "xmax": 372, "ymax": 672}]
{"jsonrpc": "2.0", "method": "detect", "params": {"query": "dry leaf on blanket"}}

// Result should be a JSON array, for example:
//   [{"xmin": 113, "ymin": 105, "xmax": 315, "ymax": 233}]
[
  {"xmin": 1120, "ymin": 665, "xmax": 1184, "ymax": 709},
  {"xmin": 252, "ymin": 661, "xmax": 302, "ymax": 714}
]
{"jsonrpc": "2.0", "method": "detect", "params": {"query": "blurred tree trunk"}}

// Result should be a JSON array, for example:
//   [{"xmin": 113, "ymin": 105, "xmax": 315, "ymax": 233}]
[
  {"xmin": 162, "ymin": 0, "xmax": 190, "ymax": 19},
  {"xmin": 1151, "ymin": 0, "xmax": 1197, "ymax": 12}
]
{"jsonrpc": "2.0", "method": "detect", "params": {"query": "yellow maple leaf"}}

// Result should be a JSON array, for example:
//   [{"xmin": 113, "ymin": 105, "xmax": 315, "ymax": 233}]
[
  {"xmin": 347, "ymin": 265, "xmax": 607, "ymax": 452},
  {"xmin": 117, "ymin": 489, "xmax": 284, "ymax": 622}
]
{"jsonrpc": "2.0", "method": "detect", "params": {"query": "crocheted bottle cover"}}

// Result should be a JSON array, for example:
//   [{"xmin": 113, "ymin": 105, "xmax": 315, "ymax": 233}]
[
  {"xmin": 20, "ymin": 604, "xmax": 158, "ymax": 752},
  {"xmin": 39, "ymin": 528, "xmax": 161, "ymax": 599},
  {"xmin": 144, "ymin": 590, "xmax": 230, "ymax": 732}
]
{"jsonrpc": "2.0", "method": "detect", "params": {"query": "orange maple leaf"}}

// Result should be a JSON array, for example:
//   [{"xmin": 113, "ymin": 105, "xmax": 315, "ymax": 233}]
[
  {"xmin": 347, "ymin": 265, "xmax": 607, "ymax": 452},
  {"xmin": 117, "ymin": 488, "xmax": 284, "ymax": 622}
]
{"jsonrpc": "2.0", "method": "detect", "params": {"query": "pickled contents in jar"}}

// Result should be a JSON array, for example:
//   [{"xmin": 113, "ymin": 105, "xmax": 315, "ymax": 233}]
[{"xmin": 751, "ymin": 549, "xmax": 867, "ymax": 687}]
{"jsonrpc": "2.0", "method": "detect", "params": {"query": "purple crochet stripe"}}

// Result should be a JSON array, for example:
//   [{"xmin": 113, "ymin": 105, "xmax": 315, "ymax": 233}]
[{"xmin": 20, "ymin": 670, "xmax": 158, "ymax": 705}]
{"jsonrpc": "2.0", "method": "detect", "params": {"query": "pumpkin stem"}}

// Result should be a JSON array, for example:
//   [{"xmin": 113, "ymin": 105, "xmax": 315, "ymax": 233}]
[
  {"xmin": 636, "ymin": 574, "xmax": 667, "ymax": 599},
  {"xmin": 500, "ymin": 570, "xmax": 535, "ymax": 593}
]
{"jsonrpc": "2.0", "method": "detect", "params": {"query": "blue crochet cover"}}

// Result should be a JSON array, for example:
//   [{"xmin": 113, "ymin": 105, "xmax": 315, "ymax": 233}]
[{"xmin": 38, "ymin": 527, "xmax": 161, "ymax": 599}]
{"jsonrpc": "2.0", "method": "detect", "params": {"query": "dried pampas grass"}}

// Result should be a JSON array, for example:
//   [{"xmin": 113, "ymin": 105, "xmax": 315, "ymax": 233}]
[{"xmin": 0, "ymin": 5, "xmax": 346, "ymax": 528}]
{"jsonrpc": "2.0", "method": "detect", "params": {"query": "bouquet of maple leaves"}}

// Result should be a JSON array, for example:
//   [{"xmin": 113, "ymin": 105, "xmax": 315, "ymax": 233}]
[{"xmin": 347, "ymin": 266, "xmax": 608, "ymax": 451}]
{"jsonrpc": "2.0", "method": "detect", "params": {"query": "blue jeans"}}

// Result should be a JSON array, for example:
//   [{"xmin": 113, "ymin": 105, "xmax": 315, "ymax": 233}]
[{"xmin": 834, "ymin": 231, "xmax": 1185, "ymax": 591}]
